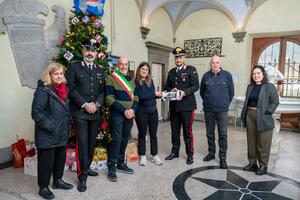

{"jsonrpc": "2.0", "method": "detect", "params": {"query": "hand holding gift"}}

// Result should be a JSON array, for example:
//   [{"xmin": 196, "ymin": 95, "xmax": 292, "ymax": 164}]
[
  {"xmin": 176, "ymin": 90, "xmax": 185, "ymax": 101},
  {"xmin": 162, "ymin": 89, "xmax": 185, "ymax": 101}
]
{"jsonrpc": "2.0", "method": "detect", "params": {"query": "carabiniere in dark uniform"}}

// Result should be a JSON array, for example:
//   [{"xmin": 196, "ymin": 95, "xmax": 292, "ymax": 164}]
[
  {"xmin": 65, "ymin": 59, "xmax": 105, "ymax": 190},
  {"xmin": 66, "ymin": 61, "xmax": 105, "ymax": 120},
  {"xmin": 164, "ymin": 47, "xmax": 199, "ymax": 164}
]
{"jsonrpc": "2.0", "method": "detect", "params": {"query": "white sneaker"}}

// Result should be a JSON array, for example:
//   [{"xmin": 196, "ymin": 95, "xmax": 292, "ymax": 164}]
[
  {"xmin": 151, "ymin": 155, "xmax": 163, "ymax": 166},
  {"xmin": 139, "ymin": 155, "xmax": 147, "ymax": 166}
]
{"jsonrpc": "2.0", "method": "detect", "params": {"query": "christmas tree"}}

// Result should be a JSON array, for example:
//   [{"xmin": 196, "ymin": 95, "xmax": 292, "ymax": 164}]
[{"xmin": 54, "ymin": 0, "xmax": 111, "ymax": 148}]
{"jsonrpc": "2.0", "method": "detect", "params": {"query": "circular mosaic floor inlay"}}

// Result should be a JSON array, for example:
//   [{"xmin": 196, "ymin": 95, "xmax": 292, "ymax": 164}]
[{"xmin": 173, "ymin": 166, "xmax": 300, "ymax": 200}]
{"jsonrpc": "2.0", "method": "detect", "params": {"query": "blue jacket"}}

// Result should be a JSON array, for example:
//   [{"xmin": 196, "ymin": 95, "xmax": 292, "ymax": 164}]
[
  {"xmin": 135, "ymin": 79, "xmax": 157, "ymax": 113},
  {"xmin": 200, "ymin": 69, "xmax": 234, "ymax": 112}
]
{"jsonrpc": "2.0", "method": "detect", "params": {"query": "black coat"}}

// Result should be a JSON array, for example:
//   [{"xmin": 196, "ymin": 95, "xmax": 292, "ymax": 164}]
[
  {"xmin": 31, "ymin": 80, "xmax": 72, "ymax": 149},
  {"xmin": 65, "ymin": 61, "xmax": 105, "ymax": 120},
  {"xmin": 164, "ymin": 65, "xmax": 199, "ymax": 112}
]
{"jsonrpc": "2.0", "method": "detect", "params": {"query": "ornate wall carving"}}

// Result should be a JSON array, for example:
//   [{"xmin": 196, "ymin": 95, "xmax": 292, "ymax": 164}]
[
  {"xmin": 184, "ymin": 37, "xmax": 222, "ymax": 58},
  {"xmin": 0, "ymin": 0, "xmax": 66, "ymax": 89}
]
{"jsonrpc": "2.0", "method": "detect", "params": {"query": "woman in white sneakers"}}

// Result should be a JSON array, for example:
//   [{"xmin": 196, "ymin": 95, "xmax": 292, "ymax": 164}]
[{"xmin": 135, "ymin": 62, "xmax": 163, "ymax": 166}]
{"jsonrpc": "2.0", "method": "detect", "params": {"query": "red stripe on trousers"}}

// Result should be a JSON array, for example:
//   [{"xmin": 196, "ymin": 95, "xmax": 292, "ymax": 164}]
[
  {"xmin": 189, "ymin": 110, "xmax": 195, "ymax": 155},
  {"xmin": 74, "ymin": 124, "xmax": 81, "ymax": 176}
]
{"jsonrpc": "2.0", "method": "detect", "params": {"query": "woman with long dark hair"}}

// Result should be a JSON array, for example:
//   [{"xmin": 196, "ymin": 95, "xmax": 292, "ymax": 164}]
[
  {"xmin": 135, "ymin": 62, "xmax": 163, "ymax": 166},
  {"xmin": 32, "ymin": 63, "xmax": 73, "ymax": 199},
  {"xmin": 241, "ymin": 65, "xmax": 279, "ymax": 175}
]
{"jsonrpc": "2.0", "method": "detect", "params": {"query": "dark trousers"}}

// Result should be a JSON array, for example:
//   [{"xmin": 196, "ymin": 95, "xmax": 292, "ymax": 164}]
[
  {"xmin": 135, "ymin": 109, "xmax": 158, "ymax": 156},
  {"xmin": 37, "ymin": 146, "xmax": 66, "ymax": 187},
  {"xmin": 246, "ymin": 109, "xmax": 273, "ymax": 167},
  {"xmin": 204, "ymin": 111, "xmax": 228, "ymax": 160},
  {"xmin": 170, "ymin": 109, "xmax": 195, "ymax": 156},
  {"xmin": 107, "ymin": 113, "xmax": 133, "ymax": 169},
  {"xmin": 74, "ymin": 118, "xmax": 100, "ymax": 181}
]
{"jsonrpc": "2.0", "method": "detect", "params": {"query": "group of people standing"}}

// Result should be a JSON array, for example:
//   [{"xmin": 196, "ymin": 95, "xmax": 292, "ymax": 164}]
[{"xmin": 31, "ymin": 39, "xmax": 279, "ymax": 199}]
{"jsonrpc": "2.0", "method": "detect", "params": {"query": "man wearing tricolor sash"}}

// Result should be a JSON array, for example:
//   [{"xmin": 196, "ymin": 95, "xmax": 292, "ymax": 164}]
[{"xmin": 105, "ymin": 57, "xmax": 139, "ymax": 182}]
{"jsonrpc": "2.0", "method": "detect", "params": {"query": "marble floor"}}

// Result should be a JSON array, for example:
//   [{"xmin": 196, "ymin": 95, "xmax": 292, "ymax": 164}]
[{"xmin": 0, "ymin": 122, "xmax": 300, "ymax": 200}]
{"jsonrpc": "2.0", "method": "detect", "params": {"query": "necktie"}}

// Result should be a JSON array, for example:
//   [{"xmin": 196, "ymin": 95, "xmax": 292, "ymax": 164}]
[{"xmin": 88, "ymin": 64, "xmax": 92, "ymax": 70}]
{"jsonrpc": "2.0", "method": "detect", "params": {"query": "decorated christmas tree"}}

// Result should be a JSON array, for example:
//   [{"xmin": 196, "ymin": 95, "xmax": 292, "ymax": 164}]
[{"xmin": 54, "ymin": 0, "xmax": 111, "ymax": 148}]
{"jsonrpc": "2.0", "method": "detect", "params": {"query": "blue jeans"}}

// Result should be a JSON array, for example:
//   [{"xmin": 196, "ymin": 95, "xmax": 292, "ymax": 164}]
[
  {"xmin": 107, "ymin": 113, "xmax": 133, "ymax": 169},
  {"xmin": 204, "ymin": 111, "xmax": 228, "ymax": 160}
]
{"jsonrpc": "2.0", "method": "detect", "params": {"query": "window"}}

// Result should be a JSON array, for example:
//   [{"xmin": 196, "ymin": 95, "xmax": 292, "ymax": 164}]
[
  {"xmin": 253, "ymin": 36, "xmax": 300, "ymax": 97},
  {"xmin": 258, "ymin": 42, "xmax": 280, "ymax": 69},
  {"xmin": 284, "ymin": 42, "xmax": 300, "ymax": 96}
]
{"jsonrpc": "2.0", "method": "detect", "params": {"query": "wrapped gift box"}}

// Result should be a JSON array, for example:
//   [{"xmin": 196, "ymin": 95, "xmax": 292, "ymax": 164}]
[
  {"xmin": 90, "ymin": 160, "xmax": 107, "ymax": 171},
  {"xmin": 92, "ymin": 147, "xmax": 107, "ymax": 162},
  {"xmin": 24, "ymin": 155, "xmax": 37, "ymax": 176}
]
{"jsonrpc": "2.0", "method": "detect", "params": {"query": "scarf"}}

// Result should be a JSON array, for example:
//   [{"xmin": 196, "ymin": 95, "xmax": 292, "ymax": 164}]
[{"xmin": 52, "ymin": 83, "xmax": 67, "ymax": 101}]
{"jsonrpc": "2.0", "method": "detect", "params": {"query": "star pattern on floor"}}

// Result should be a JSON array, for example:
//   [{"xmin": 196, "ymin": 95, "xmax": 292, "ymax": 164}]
[{"xmin": 191, "ymin": 170, "xmax": 291, "ymax": 200}]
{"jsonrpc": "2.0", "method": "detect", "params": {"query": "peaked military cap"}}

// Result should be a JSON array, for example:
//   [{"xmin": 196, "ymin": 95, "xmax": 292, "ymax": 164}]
[
  {"xmin": 82, "ymin": 38, "xmax": 100, "ymax": 51},
  {"xmin": 172, "ymin": 47, "xmax": 186, "ymax": 57}
]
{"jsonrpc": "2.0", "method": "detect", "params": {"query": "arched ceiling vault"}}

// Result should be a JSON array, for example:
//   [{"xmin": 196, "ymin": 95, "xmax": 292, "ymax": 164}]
[{"xmin": 134, "ymin": 0, "xmax": 268, "ymax": 41}]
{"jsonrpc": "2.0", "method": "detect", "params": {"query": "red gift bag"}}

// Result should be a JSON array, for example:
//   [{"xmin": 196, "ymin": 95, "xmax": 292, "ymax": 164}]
[{"xmin": 11, "ymin": 138, "xmax": 27, "ymax": 168}]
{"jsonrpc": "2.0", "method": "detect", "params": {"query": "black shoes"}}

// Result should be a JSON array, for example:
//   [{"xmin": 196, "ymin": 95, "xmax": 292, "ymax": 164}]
[
  {"xmin": 116, "ymin": 163, "xmax": 134, "ymax": 174},
  {"xmin": 77, "ymin": 179, "xmax": 87, "ymax": 192},
  {"xmin": 108, "ymin": 163, "xmax": 133, "ymax": 182},
  {"xmin": 220, "ymin": 160, "xmax": 228, "ymax": 169},
  {"xmin": 107, "ymin": 168, "xmax": 118, "ymax": 182},
  {"xmin": 39, "ymin": 187, "xmax": 55, "ymax": 200},
  {"xmin": 243, "ymin": 164, "xmax": 258, "ymax": 172},
  {"xmin": 87, "ymin": 169, "xmax": 99, "ymax": 176},
  {"xmin": 165, "ymin": 153, "xmax": 179, "ymax": 160},
  {"xmin": 186, "ymin": 155, "xmax": 193, "ymax": 165},
  {"xmin": 52, "ymin": 179, "xmax": 73, "ymax": 190},
  {"xmin": 203, "ymin": 154, "xmax": 215, "ymax": 162},
  {"xmin": 256, "ymin": 166, "xmax": 267, "ymax": 175}
]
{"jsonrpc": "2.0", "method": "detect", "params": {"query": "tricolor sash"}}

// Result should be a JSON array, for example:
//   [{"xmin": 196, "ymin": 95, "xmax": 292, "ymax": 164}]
[{"xmin": 111, "ymin": 71, "xmax": 134, "ymax": 101}]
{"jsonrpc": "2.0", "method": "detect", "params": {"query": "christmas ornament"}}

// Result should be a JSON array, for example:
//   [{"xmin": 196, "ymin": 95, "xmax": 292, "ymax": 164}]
[
  {"xmin": 101, "ymin": 120, "xmax": 108, "ymax": 130},
  {"xmin": 98, "ymin": 51, "xmax": 104, "ymax": 58},
  {"xmin": 100, "ymin": 54, "xmax": 107, "ymax": 60},
  {"xmin": 94, "ymin": 19, "xmax": 102, "ymax": 27},
  {"xmin": 82, "ymin": 16, "xmax": 90, "ymax": 24},
  {"xmin": 108, "ymin": 61, "xmax": 113, "ymax": 68},
  {"xmin": 71, "ymin": 16, "xmax": 80, "ymax": 25},
  {"xmin": 64, "ymin": 51, "xmax": 74, "ymax": 61},
  {"xmin": 95, "ymin": 35, "xmax": 103, "ymax": 43}
]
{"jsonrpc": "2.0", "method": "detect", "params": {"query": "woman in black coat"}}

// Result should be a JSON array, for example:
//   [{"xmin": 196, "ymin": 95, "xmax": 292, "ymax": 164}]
[
  {"xmin": 32, "ymin": 63, "xmax": 73, "ymax": 199},
  {"xmin": 241, "ymin": 65, "xmax": 279, "ymax": 175}
]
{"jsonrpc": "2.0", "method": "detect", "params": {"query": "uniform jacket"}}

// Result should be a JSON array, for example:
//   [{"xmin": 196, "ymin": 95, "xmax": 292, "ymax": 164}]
[
  {"xmin": 164, "ymin": 65, "xmax": 199, "ymax": 112},
  {"xmin": 65, "ymin": 61, "xmax": 105, "ymax": 120},
  {"xmin": 241, "ymin": 83, "xmax": 279, "ymax": 132},
  {"xmin": 200, "ymin": 69, "xmax": 234, "ymax": 112},
  {"xmin": 31, "ymin": 80, "xmax": 72, "ymax": 149}
]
